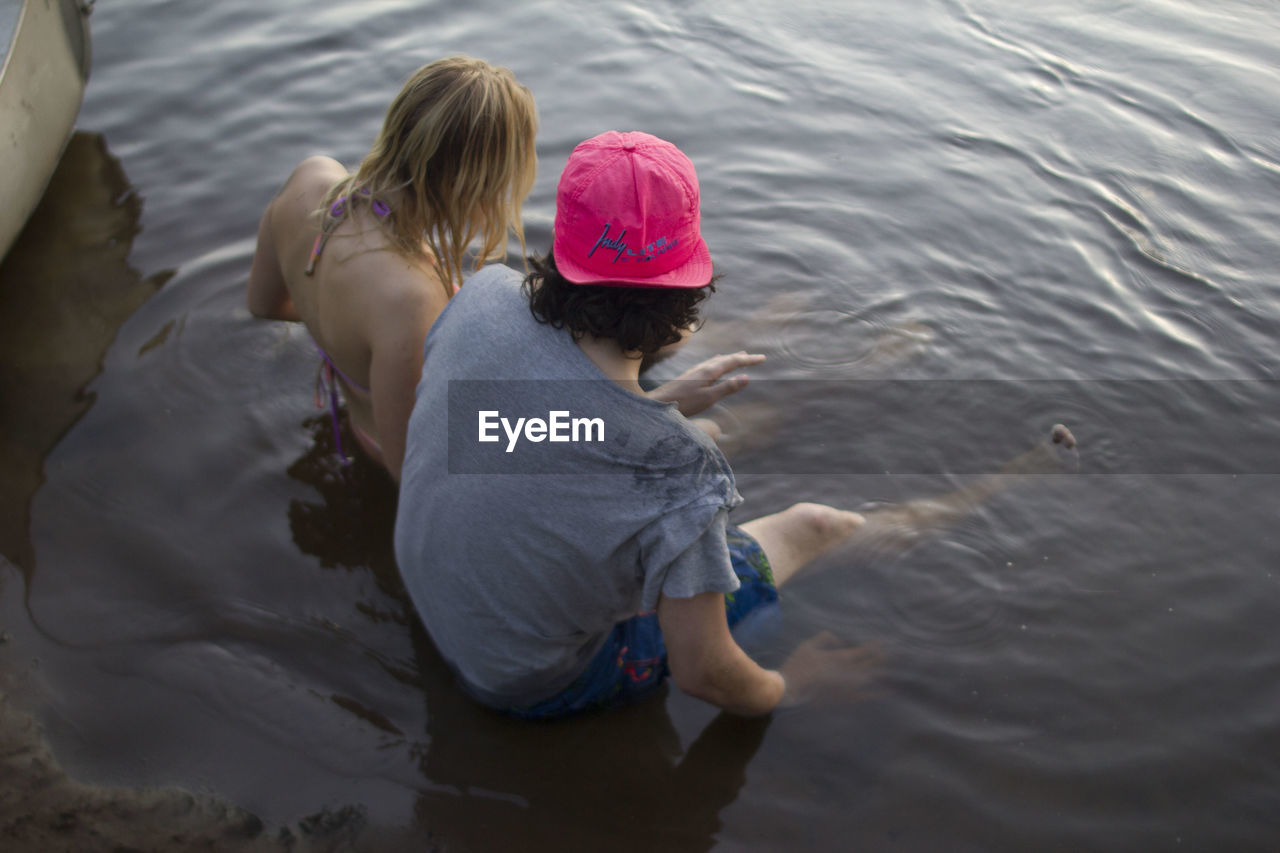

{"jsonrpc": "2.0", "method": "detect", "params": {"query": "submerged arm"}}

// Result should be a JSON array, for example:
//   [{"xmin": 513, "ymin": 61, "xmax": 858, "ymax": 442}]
[
  {"xmin": 659, "ymin": 590, "xmax": 785, "ymax": 716},
  {"xmin": 660, "ymin": 588, "xmax": 882, "ymax": 715}
]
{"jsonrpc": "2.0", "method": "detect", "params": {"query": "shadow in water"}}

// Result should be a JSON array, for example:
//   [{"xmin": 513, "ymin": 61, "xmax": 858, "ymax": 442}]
[
  {"xmin": 0, "ymin": 131, "xmax": 172, "ymax": 576},
  {"xmin": 286, "ymin": 413, "xmax": 771, "ymax": 850},
  {"xmin": 410, "ymin": 648, "xmax": 772, "ymax": 852},
  {"xmin": 286, "ymin": 413, "xmax": 408, "ymax": 612}
]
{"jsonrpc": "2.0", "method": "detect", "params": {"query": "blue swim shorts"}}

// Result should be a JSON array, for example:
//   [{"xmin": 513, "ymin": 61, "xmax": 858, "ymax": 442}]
[{"xmin": 504, "ymin": 525, "xmax": 779, "ymax": 720}]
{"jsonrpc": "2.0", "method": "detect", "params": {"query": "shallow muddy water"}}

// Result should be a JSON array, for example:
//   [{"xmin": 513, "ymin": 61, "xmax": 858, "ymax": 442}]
[{"xmin": 2, "ymin": 1, "xmax": 1279, "ymax": 850}]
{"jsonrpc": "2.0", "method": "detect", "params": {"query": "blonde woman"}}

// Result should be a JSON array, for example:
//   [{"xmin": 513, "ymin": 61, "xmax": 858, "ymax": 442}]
[{"xmin": 248, "ymin": 56, "xmax": 537, "ymax": 481}]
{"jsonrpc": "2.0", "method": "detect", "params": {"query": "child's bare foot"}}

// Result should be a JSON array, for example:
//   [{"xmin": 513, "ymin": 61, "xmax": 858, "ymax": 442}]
[
  {"xmin": 847, "ymin": 424, "xmax": 1081, "ymax": 555},
  {"xmin": 999, "ymin": 424, "xmax": 1081, "ymax": 475}
]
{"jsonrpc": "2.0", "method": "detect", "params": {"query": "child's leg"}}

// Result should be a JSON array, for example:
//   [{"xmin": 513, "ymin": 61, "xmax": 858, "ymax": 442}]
[
  {"xmin": 738, "ymin": 503, "xmax": 866, "ymax": 588},
  {"xmin": 740, "ymin": 425, "xmax": 1077, "ymax": 587}
]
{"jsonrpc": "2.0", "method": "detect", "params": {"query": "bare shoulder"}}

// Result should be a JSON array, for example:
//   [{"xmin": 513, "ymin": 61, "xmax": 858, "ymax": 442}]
[
  {"xmin": 291, "ymin": 155, "xmax": 347, "ymax": 185},
  {"xmin": 348, "ymin": 249, "xmax": 452, "ymax": 334},
  {"xmin": 272, "ymin": 156, "xmax": 348, "ymax": 216}
]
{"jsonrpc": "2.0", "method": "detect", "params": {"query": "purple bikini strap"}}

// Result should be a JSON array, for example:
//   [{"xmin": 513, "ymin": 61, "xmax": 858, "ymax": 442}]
[
  {"xmin": 304, "ymin": 188, "xmax": 391, "ymax": 277},
  {"xmin": 313, "ymin": 342, "xmax": 367, "ymax": 465}
]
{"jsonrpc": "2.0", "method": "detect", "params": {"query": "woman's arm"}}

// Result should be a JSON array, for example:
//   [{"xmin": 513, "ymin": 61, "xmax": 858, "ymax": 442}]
[
  {"xmin": 246, "ymin": 200, "xmax": 301, "ymax": 321},
  {"xmin": 365, "ymin": 262, "xmax": 449, "ymax": 481},
  {"xmin": 248, "ymin": 157, "xmax": 344, "ymax": 321}
]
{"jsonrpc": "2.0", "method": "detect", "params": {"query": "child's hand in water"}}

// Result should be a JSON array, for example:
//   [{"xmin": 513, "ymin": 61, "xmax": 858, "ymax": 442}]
[
  {"xmin": 778, "ymin": 631, "xmax": 883, "ymax": 709},
  {"xmin": 647, "ymin": 351, "xmax": 766, "ymax": 417}
]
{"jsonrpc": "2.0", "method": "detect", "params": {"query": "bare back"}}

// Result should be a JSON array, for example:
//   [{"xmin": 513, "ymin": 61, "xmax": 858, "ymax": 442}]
[{"xmin": 247, "ymin": 156, "xmax": 448, "ymax": 480}]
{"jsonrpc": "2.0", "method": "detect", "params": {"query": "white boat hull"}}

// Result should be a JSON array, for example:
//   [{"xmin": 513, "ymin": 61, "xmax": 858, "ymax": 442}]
[{"xmin": 0, "ymin": 0, "xmax": 91, "ymax": 259}]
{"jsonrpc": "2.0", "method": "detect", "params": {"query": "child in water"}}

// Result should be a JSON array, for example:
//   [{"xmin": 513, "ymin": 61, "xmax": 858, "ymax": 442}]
[{"xmin": 247, "ymin": 56, "xmax": 538, "ymax": 480}]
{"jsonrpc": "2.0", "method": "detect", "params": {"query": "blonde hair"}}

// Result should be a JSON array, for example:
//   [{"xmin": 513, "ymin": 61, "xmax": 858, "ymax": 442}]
[{"xmin": 321, "ymin": 56, "xmax": 538, "ymax": 296}]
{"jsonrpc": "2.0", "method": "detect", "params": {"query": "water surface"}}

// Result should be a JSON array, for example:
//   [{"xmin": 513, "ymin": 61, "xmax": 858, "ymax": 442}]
[{"xmin": 3, "ymin": 0, "xmax": 1278, "ymax": 849}]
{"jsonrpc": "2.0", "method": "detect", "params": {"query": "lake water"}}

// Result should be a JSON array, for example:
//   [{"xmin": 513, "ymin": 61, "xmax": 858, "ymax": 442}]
[{"xmin": 2, "ymin": 0, "xmax": 1279, "ymax": 850}]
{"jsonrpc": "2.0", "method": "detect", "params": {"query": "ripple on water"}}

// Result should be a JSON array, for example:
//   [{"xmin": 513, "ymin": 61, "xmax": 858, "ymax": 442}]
[
  {"xmin": 772, "ymin": 299, "xmax": 936, "ymax": 377},
  {"xmin": 863, "ymin": 518, "xmax": 1015, "ymax": 653},
  {"xmin": 21, "ymin": 0, "xmax": 1280, "ymax": 846}
]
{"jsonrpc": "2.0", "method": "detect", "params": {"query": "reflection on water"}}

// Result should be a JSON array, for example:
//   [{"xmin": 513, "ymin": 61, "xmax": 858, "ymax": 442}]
[
  {"xmin": 285, "ymin": 414, "xmax": 775, "ymax": 851},
  {"xmin": 279, "ymin": 412, "xmax": 775, "ymax": 852},
  {"xmin": 411, "ymin": 645, "xmax": 772, "ymax": 853},
  {"xmin": 0, "ymin": 132, "xmax": 171, "ymax": 574},
  {"xmin": 287, "ymin": 414, "xmax": 401, "ymax": 597}
]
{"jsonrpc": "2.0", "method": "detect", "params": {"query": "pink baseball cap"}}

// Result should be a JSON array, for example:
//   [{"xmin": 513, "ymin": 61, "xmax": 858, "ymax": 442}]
[{"xmin": 553, "ymin": 131, "xmax": 713, "ymax": 288}]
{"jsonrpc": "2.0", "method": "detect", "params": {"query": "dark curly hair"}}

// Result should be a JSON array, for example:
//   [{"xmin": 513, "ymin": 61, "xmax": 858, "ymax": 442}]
[{"xmin": 522, "ymin": 251, "xmax": 717, "ymax": 355}]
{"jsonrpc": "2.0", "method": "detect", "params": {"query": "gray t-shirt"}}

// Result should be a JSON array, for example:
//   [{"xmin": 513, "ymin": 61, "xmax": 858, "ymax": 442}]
[{"xmin": 394, "ymin": 264, "xmax": 742, "ymax": 706}]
